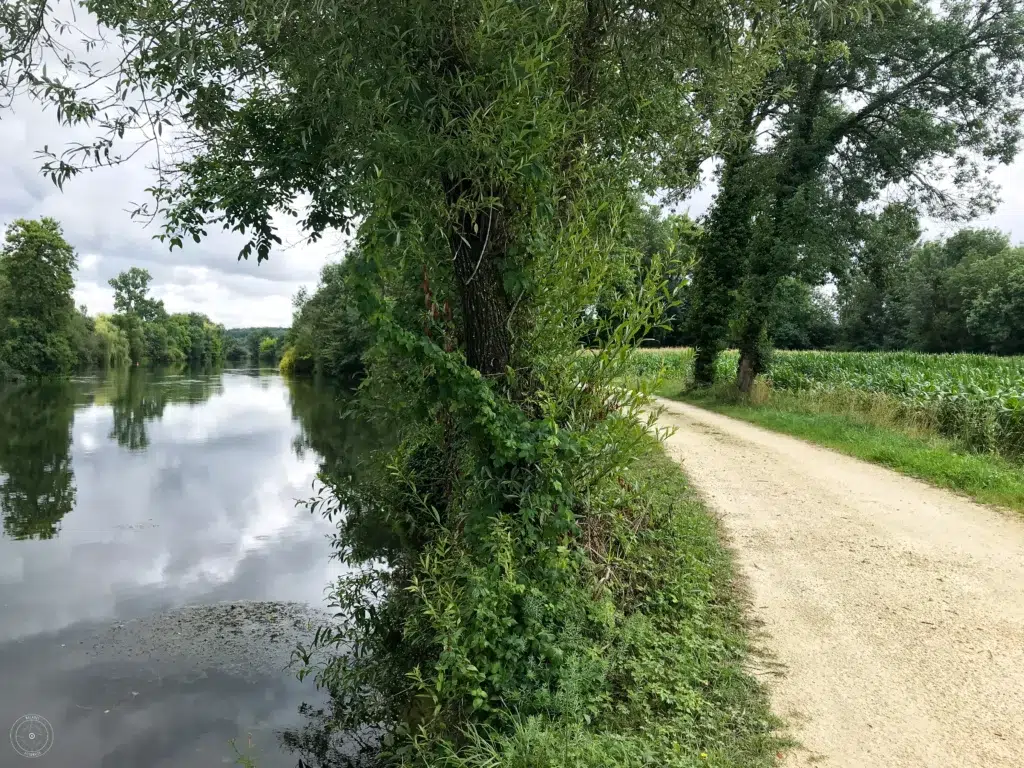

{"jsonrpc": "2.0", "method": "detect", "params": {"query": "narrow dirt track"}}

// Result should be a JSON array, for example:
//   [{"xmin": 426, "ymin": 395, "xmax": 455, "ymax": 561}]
[{"xmin": 654, "ymin": 397, "xmax": 1024, "ymax": 768}]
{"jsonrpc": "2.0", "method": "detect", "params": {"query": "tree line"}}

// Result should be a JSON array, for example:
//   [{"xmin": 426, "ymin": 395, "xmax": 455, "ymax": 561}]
[
  {"xmin": 0, "ymin": 217, "xmax": 226, "ymax": 379},
  {"xmin": 636, "ymin": 206, "xmax": 1024, "ymax": 358},
  {"xmin": 223, "ymin": 326, "xmax": 289, "ymax": 366}
]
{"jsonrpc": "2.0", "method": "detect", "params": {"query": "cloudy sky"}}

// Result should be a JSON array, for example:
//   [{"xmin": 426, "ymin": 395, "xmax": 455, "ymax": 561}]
[
  {"xmin": 0, "ymin": 99, "xmax": 352, "ymax": 329},
  {"xmin": 1, "ymin": 39, "xmax": 1023, "ymax": 329}
]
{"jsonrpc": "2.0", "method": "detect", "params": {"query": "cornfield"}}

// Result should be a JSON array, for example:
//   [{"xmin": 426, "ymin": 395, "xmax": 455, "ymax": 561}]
[{"xmin": 631, "ymin": 347, "xmax": 1024, "ymax": 462}]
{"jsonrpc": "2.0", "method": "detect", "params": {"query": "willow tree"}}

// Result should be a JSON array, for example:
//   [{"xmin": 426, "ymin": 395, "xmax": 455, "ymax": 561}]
[
  {"xmin": 689, "ymin": 0, "xmax": 1024, "ymax": 390},
  {"xmin": 4, "ymin": 0, "xmax": 792, "ymax": 760}
]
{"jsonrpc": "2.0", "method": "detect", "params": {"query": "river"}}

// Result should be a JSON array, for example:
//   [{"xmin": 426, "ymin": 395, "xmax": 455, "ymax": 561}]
[{"xmin": 0, "ymin": 368, "xmax": 350, "ymax": 767}]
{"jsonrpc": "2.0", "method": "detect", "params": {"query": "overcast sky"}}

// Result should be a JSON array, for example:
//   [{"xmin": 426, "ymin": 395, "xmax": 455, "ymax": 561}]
[
  {"xmin": 2, "ymin": 84, "xmax": 1023, "ymax": 329},
  {"xmin": 0, "ymin": 97, "xmax": 352, "ymax": 329}
]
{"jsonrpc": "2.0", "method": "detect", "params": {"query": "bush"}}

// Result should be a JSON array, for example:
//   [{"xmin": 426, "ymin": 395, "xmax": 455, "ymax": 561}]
[{"xmin": 291, "ymin": 431, "xmax": 782, "ymax": 768}]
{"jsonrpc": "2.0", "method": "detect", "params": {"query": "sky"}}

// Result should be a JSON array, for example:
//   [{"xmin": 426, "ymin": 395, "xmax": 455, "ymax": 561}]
[
  {"xmin": 1, "ymin": 24, "xmax": 1023, "ymax": 329},
  {"xmin": 0, "ymin": 101, "xmax": 351, "ymax": 329}
]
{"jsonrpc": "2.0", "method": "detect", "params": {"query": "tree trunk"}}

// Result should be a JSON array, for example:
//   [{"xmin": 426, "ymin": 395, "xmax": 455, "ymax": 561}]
[
  {"xmin": 736, "ymin": 353, "xmax": 756, "ymax": 393},
  {"xmin": 446, "ymin": 179, "xmax": 512, "ymax": 377},
  {"xmin": 733, "ymin": 62, "xmax": 829, "ymax": 392},
  {"xmin": 688, "ymin": 122, "xmax": 756, "ymax": 387}
]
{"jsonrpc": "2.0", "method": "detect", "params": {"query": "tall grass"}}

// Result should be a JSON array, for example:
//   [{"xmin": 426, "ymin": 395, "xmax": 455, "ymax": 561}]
[{"xmin": 639, "ymin": 348, "xmax": 1024, "ymax": 463}]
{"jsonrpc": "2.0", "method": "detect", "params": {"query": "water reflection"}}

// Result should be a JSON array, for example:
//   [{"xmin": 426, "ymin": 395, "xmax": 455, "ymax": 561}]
[
  {"xmin": 107, "ymin": 368, "xmax": 222, "ymax": 451},
  {"xmin": 0, "ymin": 381, "xmax": 77, "ymax": 540},
  {"xmin": 0, "ymin": 368, "xmax": 352, "ymax": 767}
]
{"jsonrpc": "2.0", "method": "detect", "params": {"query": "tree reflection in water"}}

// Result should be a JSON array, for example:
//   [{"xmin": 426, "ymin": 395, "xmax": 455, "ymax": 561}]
[{"xmin": 0, "ymin": 380, "xmax": 77, "ymax": 540}]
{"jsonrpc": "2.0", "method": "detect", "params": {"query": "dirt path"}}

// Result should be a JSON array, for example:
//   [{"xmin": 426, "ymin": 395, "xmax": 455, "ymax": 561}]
[{"xmin": 654, "ymin": 397, "xmax": 1024, "ymax": 768}]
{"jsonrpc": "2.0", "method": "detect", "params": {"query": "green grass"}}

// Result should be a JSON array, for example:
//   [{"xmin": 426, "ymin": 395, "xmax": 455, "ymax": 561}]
[
  {"xmin": 660, "ymin": 380, "xmax": 1024, "ymax": 513},
  {"xmin": 432, "ymin": 440, "xmax": 788, "ymax": 768},
  {"xmin": 629, "ymin": 347, "xmax": 1024, "ymax": 462}
]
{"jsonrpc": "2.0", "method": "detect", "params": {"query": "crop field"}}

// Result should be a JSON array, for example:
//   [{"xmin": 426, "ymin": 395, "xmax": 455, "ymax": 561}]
[{"xmin": 632, "ymin": 348, "xmax": 1024, "ymax": 462}]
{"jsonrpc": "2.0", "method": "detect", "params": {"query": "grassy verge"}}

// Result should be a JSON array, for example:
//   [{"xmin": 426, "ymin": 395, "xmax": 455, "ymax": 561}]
[
  {"xmin": 235, "ymin": 436, "xmax": 787, "ymax": 768},
  {"xmin": 658, "ymin": 380, "xmax": 1024, "ymax": 513},
  {"xmin": 433, "ymin": 441, "xmax": 787, "ymax": 768}
]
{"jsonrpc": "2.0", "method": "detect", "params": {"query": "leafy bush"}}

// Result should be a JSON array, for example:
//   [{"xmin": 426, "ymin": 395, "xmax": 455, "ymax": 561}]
[
  {"xmin": 280, "ymin": 255, "xmax": 374, "ymax": 382},
  {"xmin": 292, "ymin": 424, "xmax": 782, "ymax": 768}
]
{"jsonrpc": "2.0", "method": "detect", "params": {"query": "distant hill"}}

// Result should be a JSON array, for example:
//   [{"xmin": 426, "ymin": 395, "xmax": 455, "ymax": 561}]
[
  {"xmin": 222, "ymin": 327, "xmax": 290, "ymax": 364},
  {"xmin": 224, "ymin": 327, "xmax": 288, "ymax": 341}
]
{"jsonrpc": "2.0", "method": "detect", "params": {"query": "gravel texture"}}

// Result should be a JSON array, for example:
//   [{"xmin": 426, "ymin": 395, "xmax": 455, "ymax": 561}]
[{"xmin": 656, "ymin": 397, "xmax": 1024, "ymax": 768}]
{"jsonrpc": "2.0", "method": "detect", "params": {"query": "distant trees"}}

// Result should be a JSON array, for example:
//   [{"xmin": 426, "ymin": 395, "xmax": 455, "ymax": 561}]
[
  {"xmin": 901, "ymin": 230, "xmax": 1024, "ymax": 356},
  {"xmin": 0, "ymin": 219, "xmax": 226, "ymax": 379},
  {"xmin": 258, "ymin": 335, "xmax": 280, "ymax": 362},
  {"xmin": 781, "ymin": 224, "xmax": 1024, "ymax": 357},
  {"xmin": 616, "ymin": 207, "xmax": 1024, "ymax": 358},
  {"xmin": 223, "ymin": 335, "xmax": 247, "ymax": 363},
  {"xmin": 218, "ymin": 328, "xmax": 287, "ymax": 366},
  {"xmin": 107, "ymin": 267, "xmax": 225, "ymax": 367}
]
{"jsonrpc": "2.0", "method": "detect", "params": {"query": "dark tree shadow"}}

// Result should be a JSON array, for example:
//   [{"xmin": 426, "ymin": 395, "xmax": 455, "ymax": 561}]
[{"xmin": 0, "ymin": 380, "xmax": 77, "ymax": 539}]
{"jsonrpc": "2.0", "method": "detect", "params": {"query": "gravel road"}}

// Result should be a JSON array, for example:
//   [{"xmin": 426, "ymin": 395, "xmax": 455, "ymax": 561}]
[{"xmin": 655, "ymin": 397, "xmax": 1024, "ymax": 768}]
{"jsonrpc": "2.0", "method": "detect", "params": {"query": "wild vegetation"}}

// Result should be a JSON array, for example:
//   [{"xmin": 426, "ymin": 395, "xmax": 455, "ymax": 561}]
[
  {"xmin": 279, "ymin": 254, "xmax": 374, "ymax": 379},
  {"xmin": 638, "ymin": 346, "xmax": 1024, "ymax": 510},
  {"xmin": 5, "ymin": 0, "xmax": 1024, "ymax": 766}
]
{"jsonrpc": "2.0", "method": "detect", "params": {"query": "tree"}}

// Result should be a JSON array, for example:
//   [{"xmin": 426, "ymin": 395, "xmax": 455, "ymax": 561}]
[
  {"xmin": 903, "ymin": 228, "xmax": 1024, "ymax": 353},
  {"xmin": 258, "ymin": 336, "xmax": 278, "ymax": 362},
  {"xmin": 965, "ymin": 251, "xmax": 1024, "ymax": 355},
  {"xmin": 246, "ymin": 331, "xmax": 263, "ymax": 364},
  {"xmin": 0, "ymin": 218, "xmax": 78, "ymax": 376},
  {"xmin": 691, "ymin": 0, "xmax": 1024, "ymax": 389},
  {"xmin": 109, "ymin": 267, "xmax": 163, "ymax": 320},
  {"xmin": 837, "ymin": 204, "xmax": 920, "ymax": 350},
  {"xmin": 3, "ymin": 0, "xmax": 805, "ymax": 760},
  {"xmin": 94, "ymin": 314, "xmax": 131, "ymax": 367},
  {"xmin": 223, "ymin": 335, "xmax": 247, "ymax": 363},
  {"xmin": 109, "ymin": 267, "xmax": 162, "ymax": 364}
]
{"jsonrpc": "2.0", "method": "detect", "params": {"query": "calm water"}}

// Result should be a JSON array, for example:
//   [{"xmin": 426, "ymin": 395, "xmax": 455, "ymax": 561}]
[{"xmin": 0, "ymin": 368, "xmax": 350, "ymax": 767}]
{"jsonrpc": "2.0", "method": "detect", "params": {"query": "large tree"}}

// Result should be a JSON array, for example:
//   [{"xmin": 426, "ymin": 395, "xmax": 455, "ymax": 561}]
[
  {"xmin": 690, "ymin": 0, "xmax": 1024, "ymax": 389},
  {"xmin": 109, "ymin": 266, "xmax": 163, "ymax": 320},
  {"xmin": 0, "ymin": 218, "xmax": 79, "ymax": 376},
  {"xmin": 0, "ymin": 0, "xmax": 813, "ymax": 760}
]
